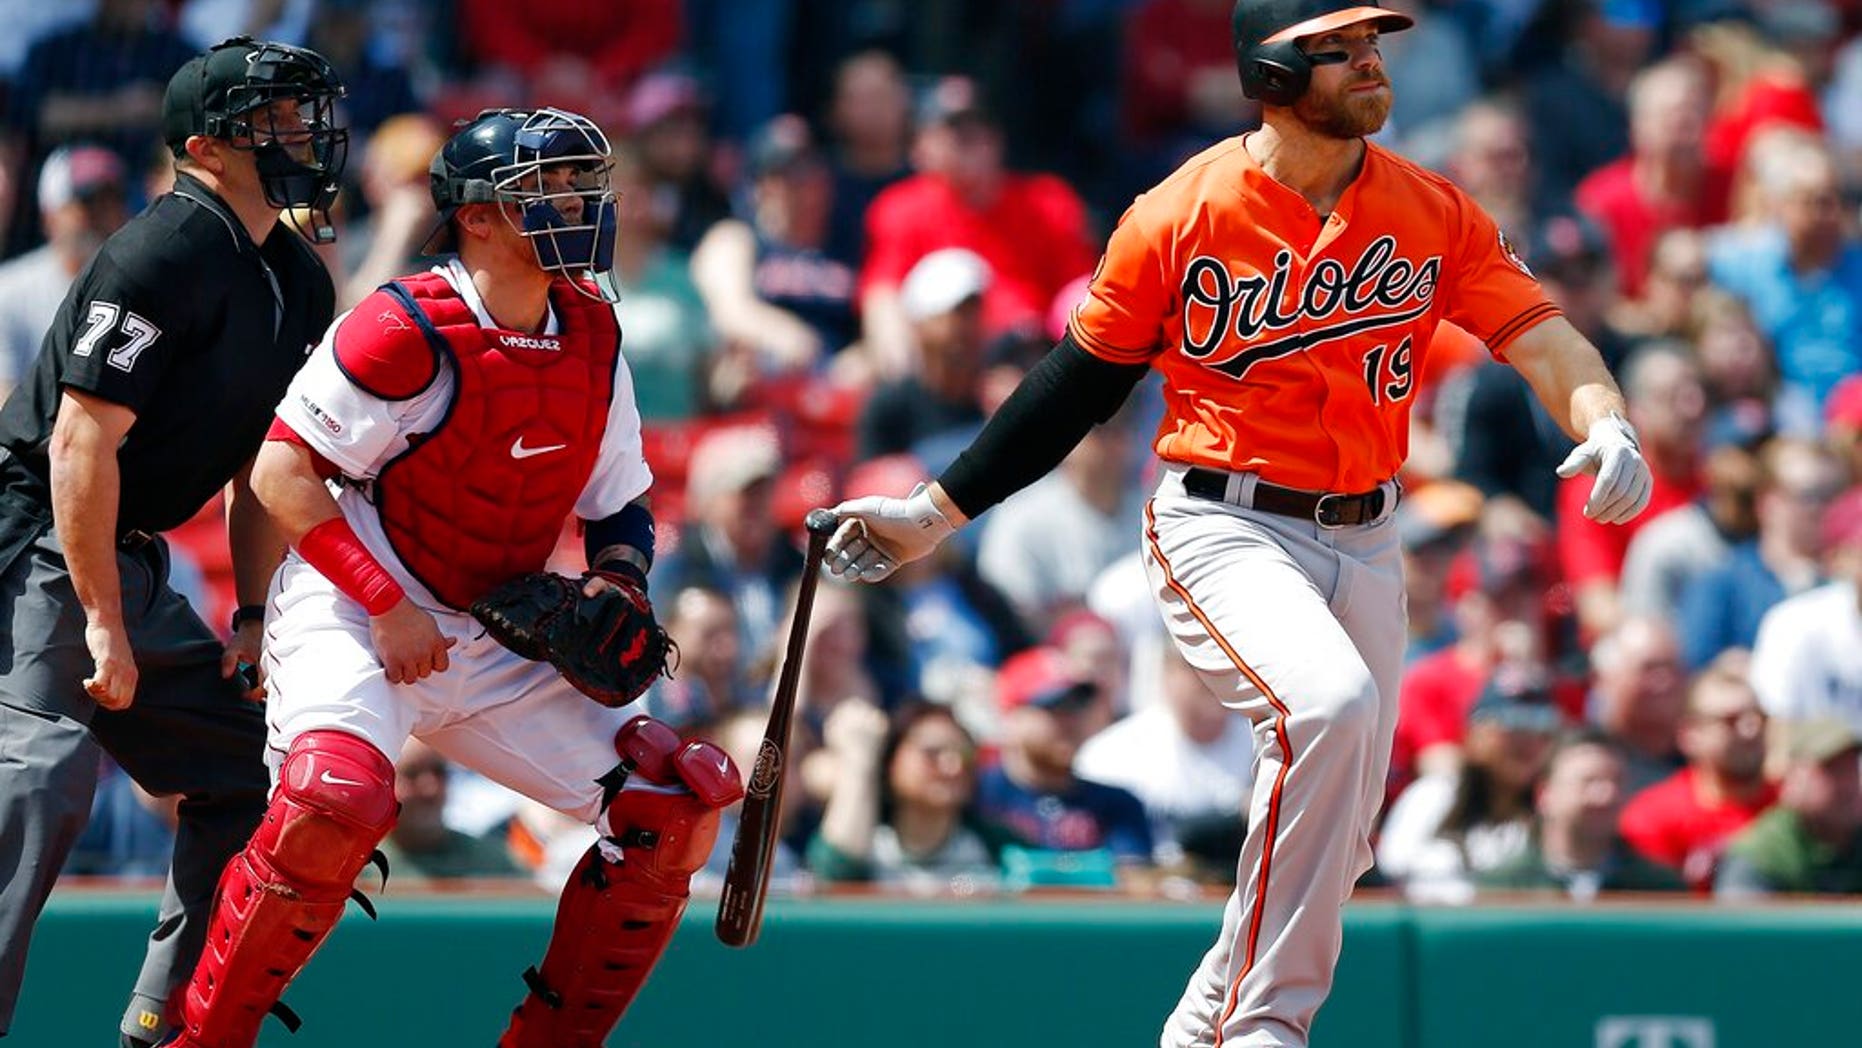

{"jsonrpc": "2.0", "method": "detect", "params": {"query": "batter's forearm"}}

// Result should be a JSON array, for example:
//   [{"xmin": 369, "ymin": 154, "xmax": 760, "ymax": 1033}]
[
  {"xmin": 49, "ymin": 421, "xmax": 125, "ymax": 627},
  {"xmin": 227, "ymin": 460, "xmax": 289, "ymax": 608},
  {"xmin": 1505, "ymin": 316, "xmax": 1627, "ymax": 442}
]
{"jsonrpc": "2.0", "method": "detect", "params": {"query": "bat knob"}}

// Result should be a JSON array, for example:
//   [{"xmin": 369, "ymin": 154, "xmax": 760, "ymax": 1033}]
[{"xmin": 804, "ymin": 508, "xmax": 839, "ymax": 537}]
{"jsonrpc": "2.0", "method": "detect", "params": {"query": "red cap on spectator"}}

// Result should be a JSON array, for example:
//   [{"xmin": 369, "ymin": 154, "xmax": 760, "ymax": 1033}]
[
  {"xmin": 1826, "ymin": 375, "xmax": 1862, "ymax": 431},
  {"xmin": 1820, "ymin": 487, "xmax": 1862, "ymax": 553},
  {"xmin": 996, "ymin": 647, "xmax": 1096, "ymax": 713},
  {"xmin": 1045, "ymin": 608, "xmax": 1116, "ymax": 650}
]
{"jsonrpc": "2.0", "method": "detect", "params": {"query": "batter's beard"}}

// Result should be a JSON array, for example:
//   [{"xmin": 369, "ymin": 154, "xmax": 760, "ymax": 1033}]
[{"xmin": 1294, "ymin": 79, "xmax": 1393, "ymax": 140}]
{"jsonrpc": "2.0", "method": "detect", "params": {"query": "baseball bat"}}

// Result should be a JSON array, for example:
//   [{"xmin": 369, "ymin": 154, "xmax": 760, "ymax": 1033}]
[{"xmin": 716, "ymin": 507, "xmax": 840, "ymax": 947}]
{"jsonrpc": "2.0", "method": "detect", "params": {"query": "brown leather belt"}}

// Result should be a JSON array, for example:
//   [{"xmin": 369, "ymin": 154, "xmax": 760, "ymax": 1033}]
[{"xmin": 1182, "ymin": 468, "xmax": 1392, "ymax": 528}]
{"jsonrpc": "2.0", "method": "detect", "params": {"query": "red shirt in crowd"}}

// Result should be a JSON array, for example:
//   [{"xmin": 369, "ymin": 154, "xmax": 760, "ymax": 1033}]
[
  {"xmin": 1120, "ymin": 0, "xmax": 1239, "ymax": 143},
  {"xmin": 862, "ymin": 172, "xmax": 1096, "ymax": 339},
  {"xmin": 1619, "ymin": 766, "xmax": 1778, "ymax": 891},
  {"xmin": 1556, "ymin": 469, "xmax": 1700, "ymax": 586},
  {"xmin": 1393, "ymin": 647, "xmax": 1489, "ymax": 785},
  {"xmin": 1705, "ymin": 75, "xmax": 1823, "ymax": 174},
  {"xmin": 459, "ymin": 0, "xmax": 679, "ymax": 83},
  {"xmin": 1574, "ymin": 158, "xmax": 1731, "ymax": 299}
]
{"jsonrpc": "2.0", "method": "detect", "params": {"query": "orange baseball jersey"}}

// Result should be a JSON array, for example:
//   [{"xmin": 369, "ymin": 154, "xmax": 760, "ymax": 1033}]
[{"xmin": 1069, "ymin": 136, "xmax": 1558, "ymax": 493}]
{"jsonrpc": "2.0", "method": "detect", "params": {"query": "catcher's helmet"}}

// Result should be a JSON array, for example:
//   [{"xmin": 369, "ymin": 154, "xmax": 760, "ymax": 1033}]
[
  {"xmin": 162, "ymin": 36, "xmax": 348, "ymax": 240},
  {"xmin": 427, "ymin": 107, "xmax": 620, "ymax": 301},
  {"xmin": 1232, "ymin": 0, "xmax": 1413, "ymax": 106}
]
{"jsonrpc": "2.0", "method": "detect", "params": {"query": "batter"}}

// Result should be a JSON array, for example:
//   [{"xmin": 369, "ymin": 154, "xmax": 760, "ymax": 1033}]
[{"xmin": 823, "ymin": 2, "xmax": 1653, "ymax": 1044}]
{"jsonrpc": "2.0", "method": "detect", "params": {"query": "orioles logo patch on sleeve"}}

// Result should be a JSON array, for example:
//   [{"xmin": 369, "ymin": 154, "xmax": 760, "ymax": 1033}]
[{"xmin": 1499, "ymin": 229, "xmax": 1532, "ymax": 276}]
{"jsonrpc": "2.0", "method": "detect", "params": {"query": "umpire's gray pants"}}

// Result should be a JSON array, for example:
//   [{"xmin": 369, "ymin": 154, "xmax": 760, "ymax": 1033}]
[{"xmin": 0, "ymin": 493, "xmax": 267, "ymax": 1043}]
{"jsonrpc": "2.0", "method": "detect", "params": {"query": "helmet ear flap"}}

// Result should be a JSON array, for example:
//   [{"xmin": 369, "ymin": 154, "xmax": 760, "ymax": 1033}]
[{"xmin": 1242, "ymin": 41, "xmax": 1311, "ymax": 107}]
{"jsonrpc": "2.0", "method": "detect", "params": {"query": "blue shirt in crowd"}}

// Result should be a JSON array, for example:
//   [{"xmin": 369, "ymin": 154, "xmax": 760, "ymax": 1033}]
[
  {"xmin": 974, "ymin": 765, "xmax": 1153, "ymax": 861},
  {"xmin": 1676, "ymin": 541, "xmax": 1804, "ymax": 671},
  {"xmin": 1708, "ymin": 226, "xmax": 1862, "ymax": 409}
]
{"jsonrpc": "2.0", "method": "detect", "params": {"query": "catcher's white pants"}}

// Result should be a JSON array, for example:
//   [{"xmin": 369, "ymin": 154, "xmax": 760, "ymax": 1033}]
[
  {"xmin": 1145, "ymin": 467, "xmax": 1406, "ymax": 1048},
  {"xmin": 261, "ymin": 553, "xmax": 637, "ymax": 824}
]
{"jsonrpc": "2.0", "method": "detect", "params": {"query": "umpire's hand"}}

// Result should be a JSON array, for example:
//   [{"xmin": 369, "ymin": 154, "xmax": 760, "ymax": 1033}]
[
  {"xmin": 83, "ymin": 620, "xmax": 137, "ymax": 710},
  {"xmin": 1556, "ymin": 412, "xmax": 1653, "ymax": 525},
  {"xmin": 825, "ymin": 483, "xmax": 961, "ymax": 583}
]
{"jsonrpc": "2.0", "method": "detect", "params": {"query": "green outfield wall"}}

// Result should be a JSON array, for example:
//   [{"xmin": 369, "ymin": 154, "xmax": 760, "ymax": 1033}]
[{"xmin": 10, "ymin": 892, "xmax": 1860, "ymax": 1047}]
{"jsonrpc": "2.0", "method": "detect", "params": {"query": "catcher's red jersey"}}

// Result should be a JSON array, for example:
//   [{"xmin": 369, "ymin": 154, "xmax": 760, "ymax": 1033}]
[{"xmin": 1069, "ymin": 138, "xmax": 1557, "ymax": 493}]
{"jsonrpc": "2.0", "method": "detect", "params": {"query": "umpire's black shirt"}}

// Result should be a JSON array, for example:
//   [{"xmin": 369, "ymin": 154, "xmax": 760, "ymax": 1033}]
[{"xmin": 0, "ymin": 172, "xmax": 333, "ymax": 534}]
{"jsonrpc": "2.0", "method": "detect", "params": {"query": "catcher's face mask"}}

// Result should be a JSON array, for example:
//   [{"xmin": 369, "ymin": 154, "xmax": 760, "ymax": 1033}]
[{"xmin": 491, "ymin": 109, "xmax": 620, "ymax": 303}]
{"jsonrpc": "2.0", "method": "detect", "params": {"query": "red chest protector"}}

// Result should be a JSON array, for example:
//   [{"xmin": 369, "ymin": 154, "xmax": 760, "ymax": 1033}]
[{"xmin": 361, "ymin": 271, "xmax": 619, "ymax": 609}]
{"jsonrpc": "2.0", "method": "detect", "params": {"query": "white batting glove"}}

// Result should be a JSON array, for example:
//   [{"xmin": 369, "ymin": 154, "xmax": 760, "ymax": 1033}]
[
  {"xmin": 1555, "ymin": 413, "xmax": 1653, "ymax": 525},
  {"xmin": 823, "ymin": 484, "xmax": 956, "ymax": 583}
]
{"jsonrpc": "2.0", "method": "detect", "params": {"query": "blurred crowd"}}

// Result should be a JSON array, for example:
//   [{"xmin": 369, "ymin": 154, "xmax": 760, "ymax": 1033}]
[{"xmin": 26, "ymin": 0, "xmax": 1862, "ymax": 902}]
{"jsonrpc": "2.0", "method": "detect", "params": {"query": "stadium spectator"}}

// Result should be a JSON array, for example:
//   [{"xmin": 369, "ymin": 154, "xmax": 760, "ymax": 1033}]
[
  {"xmin": 821, "ymin": 50, "xmax": 912, "ymax": 270},
  {"xmin": 63, "ymin": 759, "xmax": 175, "ymax": 878},
  {"xmin": 656, "ymin": 425, "xmax": 804, "ymax": 658},
  {"xmin": 1716, "ymin": 717, "xmax": 1862, "ymax": 897},
  {"xmin": 1676, "ymin": 439, "xmax": 1839, "ymax": 669},
  {"xmin": 1618, "ymin": 442, "xmax": 1759, "ymax": 625},
  {"xmin": 626, "ymin": 71, "xmax": 733, "ymax": 252},
  {"xmin": 856, "ymin": 248, "xmax": 992, "ymax": 459},
  {"xmin": 338, "ymin": 113, "xmax": 444, "ymax": 309},
  {"xmin": 1707, "ymin": 136, "xmax": 1862, "ymax": 410},
  {"xmin": 1395, "ymin": 481, "xmax": 1483, "ymax": 664},
  {"xmin": 1748, "ymin": 487, "xmax": 1862, "ymax": 735},
  {"xmin": 974, "ymin": 647, "xmax": 1153, "ymax": 867},
  {"xmin": 776, "ymin": 575, "xmax": 882, "ymax": 726},
  {"xmin": 1620, "ymin": 654, "xmax": 1775, "ymax": 891},
  {"xmin": 858, "ymin": 76, "xmax": 1095, "ymax": 378},
  {"xmin": 692, "ymin": 114, "xmax": 857, "ymax": 377},
  {"xmin": 0, "ymin": 145, "xmax": 126, "ymax": 393},
  {"xmin": 1393, "ymin": 534, "xmax": 1565, "ymax": 786},
  {"xmin": 302, "ymin": 0, "xmax": 421, "ymax": 140},
  {"xmin": 1119, "ymin": 0, "xmax": 1251, "ymax": 158},
  {"xmin": 1520, "ymin": 0, "xmax": 1650, "ymax": 215},
  {"xmin": 977, "ymin": 411, "xmax": 1142, "ymax": 632},
  {"xmin": 1047, "ymin": 608, "xmax": 1128, "ymax": 733},
  {"xmin": 1589, "ymin": 616, "xmax": 1689, "ymax": 796},
  {"xmin": 1377, "ymin": 0, "xmax": 1481, "ymax": 152},
  {"xmin": 1609, "ymin": 228, "xmax": 1710, "ymax": 342},
  {"xmin": 1379, "ymin": 665, "xmax": 1562, "ymax": 903},
  {"xmin": 608, "ymin": 139, "xmax": 713, "ymax": 421},
  {"xmin": 178, "ymin": 0, "xmax": 313, "ymax": 51},
  {"xmin": 694, "ymin": 708, "xmax": 806, "ymax": 895},
  {"xmin": 642, "ymin": 585, "xmax": 754, "ymax": 732},
  {"xmin": 1478, "ymin": 730, "xmax": 1685, "ymax": 897},
  {"xmin": 1575, "ymin": 57, "xmax": 1731, "ymax": 299},
  {"xmin": 1075, "ymin": 640, "xmax": 1253, "ymax": 880},
  {"xmin": 3, "ymin": 0, "xmax": 193, "ymax": 243},
  {"xmin": 375, "ymin": 740, "xmax": 525, "ymax": 884},
  {"xmin": 809, "ymin": 700, "xmax": 1008, "ymax": 890},
  {"xmin": 1686, "ymin": 289, "xmax": 1820, "ymax": 446},
  {"xmin": 457, "ymin": 0, "xmax": 678, "ymax": 95},
  {"xmin": 1690, "ymin": 15, "xmax": 1825, "ymax": 179},
  {"xmin": 1441, "ymin": 99, "xmax": 1538, "ymax": 247},
  {"xmin": 1829, "ymin": 376, "xmax": 1862, "ymax": 483},
  {"xmin": 1557, "ymin": 343, "xmax": 1706, "ymax": 635},
  {"xmin": 842, "ymin": 455, "xmax": 1029, "ymax": 712}
]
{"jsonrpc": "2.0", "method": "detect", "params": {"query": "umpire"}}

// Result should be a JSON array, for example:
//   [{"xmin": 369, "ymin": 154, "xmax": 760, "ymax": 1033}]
[{"xmin": 0, "ymin": 38, "xmax": 344, "ymax": 1048}]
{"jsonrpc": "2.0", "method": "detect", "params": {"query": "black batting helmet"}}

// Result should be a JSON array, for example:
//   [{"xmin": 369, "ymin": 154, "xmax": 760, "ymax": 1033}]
[{"xmin": 1232, "ymin": 0, "xmax": 1413, "ymax": 107}]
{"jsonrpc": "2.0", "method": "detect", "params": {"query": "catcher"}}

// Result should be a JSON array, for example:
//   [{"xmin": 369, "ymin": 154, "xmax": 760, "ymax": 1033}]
[{"xmin": 158, "ymin": 107, "xmax": 742, "ymax": 1048}]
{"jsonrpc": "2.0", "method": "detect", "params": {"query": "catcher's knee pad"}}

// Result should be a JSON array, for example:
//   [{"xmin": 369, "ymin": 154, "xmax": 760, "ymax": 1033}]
[
  {"xmin": 173, "ymin": 731, "xmax": 398, "ymax": 1048},
  {"xmin": 499, "ymin": 717, "xmax": 741, "ymax": 1048}
]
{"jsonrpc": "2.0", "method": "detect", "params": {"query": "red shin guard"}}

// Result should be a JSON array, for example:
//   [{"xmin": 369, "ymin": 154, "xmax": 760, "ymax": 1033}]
[
  {"xmin": 170, "ymin": 731, "xmax": 398, "ymax": 1048},
  {"xmin": 499, "ymin": 716, "xmax": 743, "ymax": 1048}
]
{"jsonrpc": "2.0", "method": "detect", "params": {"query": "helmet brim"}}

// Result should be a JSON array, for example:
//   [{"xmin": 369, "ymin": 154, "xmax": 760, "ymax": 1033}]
[{"xmin": 1263, "ymin": 6, "xmax": 1414, "ymax": 44}]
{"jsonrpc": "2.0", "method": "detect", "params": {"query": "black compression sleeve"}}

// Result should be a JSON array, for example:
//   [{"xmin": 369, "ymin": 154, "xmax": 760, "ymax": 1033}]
[{"xmin": 937, "ymin": 335, "xmax": 1151, "ymax": 519}]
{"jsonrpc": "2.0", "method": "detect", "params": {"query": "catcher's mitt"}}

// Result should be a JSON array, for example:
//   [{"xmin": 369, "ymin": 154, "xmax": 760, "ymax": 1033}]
[{"xmin": 470, "ymin": 570, "xmax": 674, "ymax": 707}]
